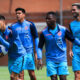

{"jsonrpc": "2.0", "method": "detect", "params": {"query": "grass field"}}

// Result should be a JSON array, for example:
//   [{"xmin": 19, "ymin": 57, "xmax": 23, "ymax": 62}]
[{"xmin": 0, "ymin": 66, "xmax": 74, "ymax": 80}]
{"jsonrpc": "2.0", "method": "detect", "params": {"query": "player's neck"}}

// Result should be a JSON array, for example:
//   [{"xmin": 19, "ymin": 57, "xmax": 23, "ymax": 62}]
[
  {"xmin": 18, "ymin": 18, "xmax": 25, "ymax": 23},
  {"xmin": 50, "ymin": 23, "xmax": 56, "ymax": 30}
]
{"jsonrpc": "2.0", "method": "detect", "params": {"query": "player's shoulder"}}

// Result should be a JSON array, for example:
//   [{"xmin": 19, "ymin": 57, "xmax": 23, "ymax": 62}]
[
  {"xmin": 70, "ymin": 20, "xmax": 76, "ymax": 25},
  {"xmin": 26, "ymin": 20, "xmax": 35, "ymax": 26},
  {"xmin": 42, "ymin": 26, "xmax": 48, "ymax": 32},
  {"xmin": 24, "ymin": 20, "xmax": 32, "ymax": 25},
  {"xmin": 38, "ymin": 27, "xmax": 47, "ymax": 35},
  {"xmin": 10, "ymin": 22, "xmax": 18, "ymax": 27},
  {"xmin": 6, "ymin": 22, "xmax": 18, "ymax": 31},
  {"xmin": 58, "ymin": 24, "xmax": 66, "ymax": 30}
]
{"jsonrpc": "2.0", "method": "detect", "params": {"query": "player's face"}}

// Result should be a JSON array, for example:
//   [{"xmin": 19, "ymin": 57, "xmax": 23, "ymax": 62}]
[
  {"xmin": 0, "ymin": 20, "xmax": 6, "ymax": 32},
  {"xmin": 16, "ymin": 10, "xmax": 25, "ymax": 21},
  {"xmin": 72, "ymin": 6, "xmax": 79, "ymax": 19},
  {"xmin": 46, "ymin": 14, "xmax": 56, "ymax": 29}
]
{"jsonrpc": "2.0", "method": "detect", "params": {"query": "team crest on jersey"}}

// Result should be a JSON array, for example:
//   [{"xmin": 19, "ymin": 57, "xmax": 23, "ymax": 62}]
[
  {"xmin": 25, "ymin": 26, "xmax": 28, "ymax": 30},
  {"xmin": 57, "ymin": 31, "xmax": 62, "ymax": 36}
]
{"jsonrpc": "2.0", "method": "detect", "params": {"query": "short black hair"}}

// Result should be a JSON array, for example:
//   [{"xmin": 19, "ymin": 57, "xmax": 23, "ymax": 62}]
[
  {"xmin": 72, "ymin": 3, "xmax": 80, "ymax": 9},
  {"xmin": 46, "ymin": 11, "xmax": 57, "ymax": 17},
  {"xmin": 15, "ymin": 8, "xmax": 26, "ymax": 14},
  {"xmin": 0, "ymin": 15, "xmax": 5, "ymax": 20}
]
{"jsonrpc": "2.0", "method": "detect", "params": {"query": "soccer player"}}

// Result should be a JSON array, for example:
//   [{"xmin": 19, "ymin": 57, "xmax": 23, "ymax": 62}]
[
  {"xmin": 37, "ymin": 11, "xmax": 80, "ymax": 80},
  {"xmin": 0, "ymin": 15, "xmax": 26, "ymax": 80},
  {"xmin": 69, "ymin": 3, "xmax": 80, "ymax": 80},
  {"xmin": 11, "ymin": 8, "xmax": 39, "ymax": 80}
]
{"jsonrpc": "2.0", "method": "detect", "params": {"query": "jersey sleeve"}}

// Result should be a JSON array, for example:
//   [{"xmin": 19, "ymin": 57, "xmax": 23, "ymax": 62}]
[
  {"xmin": 65, "ymin": 29, "xmax": 75, "ymax": 42},
  {"xmin": 3, "ymin": 26, "xmax": 12, "ymax": 40},
  {"xmin": 65, "ymin": 29, "xmax": 80, "ymax": 46},
  {"xmin": 30, "ymin": 22, "xmax": 38, "ymax": 39},
  {"xmin": 38, "ymin": 32, "xmax": 45, "ymax": 49},
  {"xmin": 0, "ymin": 35, "xmax": 10, "ymax": 49},
  {"xmin": 69, "ymin": 24, "xmax": 73, "ymax": 34}
]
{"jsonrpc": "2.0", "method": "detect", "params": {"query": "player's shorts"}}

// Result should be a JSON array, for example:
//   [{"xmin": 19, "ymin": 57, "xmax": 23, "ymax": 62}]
[
  {"xmin": 23, "ymin": 53, "xmax": 35, "ymax": 70},
  {"xmin": 72, "ymin": 52, "xmax": 80, "ymax": 71},
  {"xmin": 46, "ymin": 60, "xmax": 69, "ymax": 76},
  {"xmin": 8, "ymin": 56, "xmax": 24, "ymax": 74}
]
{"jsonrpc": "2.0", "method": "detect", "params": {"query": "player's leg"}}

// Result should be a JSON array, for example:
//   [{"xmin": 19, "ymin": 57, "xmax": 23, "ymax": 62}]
[
  {"xmin": 28, "ymin": 70, "xmax": 36, "ymax": 80},
  {"xmin": 27, "ymin": 53, "xmax": 36, "ymax": 80},
  {"xmin": 8, "ymin": 57, "xmax": 24, "ymax": 80},
  {"xmin": 10, "ymin": 71, "xmax": 24, "ymax": 80},
  {"xmin": 23, "ymin": 53, "xmax": 36, "ymax": 80},
  {"xmin": 19, "ymin": 71, "xmax": 24, "ymax": 80},
  {"xmin": 10, "ymin": 72, "xmax": 21, "ymax": 80},
  {"xmin": 46, "ymin": 61, "xmax": 58, "ymax": 80},
  {"xmin": 50, "ymin": 75, "xmax": 57, "ymax": 80},
  {"xmin": 72, "ymin": 53, "xmax": 80, "ymax": 80},
  {"xmin": 10, "ymin": 72, "xmax": 14, "ymax": 80},
  {"xmin": 58, "ymin": 62, "xmax": 69, "ymax": 80}
]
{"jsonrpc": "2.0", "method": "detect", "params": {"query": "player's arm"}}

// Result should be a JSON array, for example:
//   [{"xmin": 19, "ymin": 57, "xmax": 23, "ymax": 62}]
[
  {"xmin": 0, "ymin": 25, "xmax": 18, "ymax": 49},
  {"xmin": 30, "ymin": 22, "xmax": 39, "ymax": 67},
  {"xmin": 69, "ymin": 24, "xmax": 73, "ymax": 58},
  {"xmin": 0, "ymin": 35, "xmax": 10, "ymax": 49},
  {"xmin": 37, "ymin": 32, "xmax": 45, "ymax": 70},
  {"xmin": 30, "ymin": 23, "xmax": 39, "ymax": 57},
  {"xmin": 38, "ymin": 33, "xmax": 45, "ymax": 59},
  {"xmin": 0, "ymin": 22, "xmax": 10, "ymax": 49},
  {"xmin": 30, "ymin": 23, "xmax": 45, "ymax": 69},
  {"xmin": 65, "ymin": 28, "xmax": 80, "ymax": 46}
]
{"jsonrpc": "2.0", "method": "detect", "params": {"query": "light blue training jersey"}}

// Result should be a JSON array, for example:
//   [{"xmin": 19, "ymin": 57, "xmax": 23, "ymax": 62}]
[
  {"xmin": 39, "ymin": 24, "xmax": 77, "ymax": 62},
  {"xmin": 70, "ymin": 20, "xmax": 80, "ymax": 53}
]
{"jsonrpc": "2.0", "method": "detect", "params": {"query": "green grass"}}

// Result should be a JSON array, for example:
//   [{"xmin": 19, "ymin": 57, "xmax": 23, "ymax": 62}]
[{"xmin": 0, "ymin": 66, "xmax": 74, "ymax": 80}]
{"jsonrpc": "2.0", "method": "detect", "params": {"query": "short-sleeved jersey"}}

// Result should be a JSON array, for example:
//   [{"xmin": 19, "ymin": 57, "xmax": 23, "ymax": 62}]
[
  {"xmin": 39, "ymin": 24, "xmax": 75, "ymax": 63},
  {"xmin": 70, "ymin": 20, "xmax": 80, "ymax": 53},
  {"xmin": 10, "ymin": 20, "xmax": 38, "ymax": 53}
]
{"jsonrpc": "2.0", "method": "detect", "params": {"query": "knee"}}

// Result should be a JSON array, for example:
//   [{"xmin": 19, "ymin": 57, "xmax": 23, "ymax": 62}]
[
  {"xmin": 10, "ymin": 73, "xmax": 14, "ymax": 80},
  {"xmin": 10, "ymin": 72, "xmax": 20, "ymax": 80},
  {"xmin": 75, "ymin": 71, "xmax": 80, "ymax": 80},
  {"xmin": 19, "ymin": 71, "xmax": 24, "ymax": 80}
]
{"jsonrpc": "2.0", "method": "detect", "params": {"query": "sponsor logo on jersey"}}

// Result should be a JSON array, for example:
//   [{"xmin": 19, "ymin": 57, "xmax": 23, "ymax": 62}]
[{"xmin": 46, "ymin": 34, "xmax": 52, "ymax": 36}]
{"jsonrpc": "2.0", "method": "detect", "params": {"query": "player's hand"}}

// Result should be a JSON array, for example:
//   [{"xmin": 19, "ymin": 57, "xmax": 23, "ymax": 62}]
[
  {"xmin": 37, "ymin": 59, "xmax": 43, "ymax": 70},
  {"xmin": 69, "ymin": 50, "xmax": 73, "ymax": 58}
]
